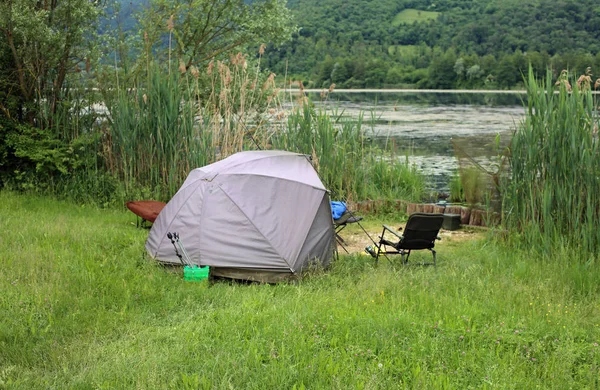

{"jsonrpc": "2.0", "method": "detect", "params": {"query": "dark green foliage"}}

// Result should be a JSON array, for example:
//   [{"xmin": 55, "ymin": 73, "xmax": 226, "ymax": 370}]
[
  {"xmin": 0, "ymin": 0, "xmax": 300, "ymax": 206},
  {"xmin": 262, "ymin": 0, "xmax": 600, "ymax": 89},
  {"xmin": 0, "ymin": 118, "xmax": 21, "ymax": 188},
  {"xmin": 0, "ymin": 0, "xmax": 101, "ymax": 125},
  {"xmin": 0, "ymin": 45, "xmax": 21, "ymax": 121},
  {"xmin": 7, "ymin": 126, "xmax": 81, "ymax": 176},
  {"xmin": 423, "ymin": 48, "xmax": 458, "ymax": 89},
  {"xmin": 106, "ymin": 0, "xmax": 600, "ymax": 89},
  {"xmin": 0, "ymin": 118, "xmax": 101, "ymax": 193}
]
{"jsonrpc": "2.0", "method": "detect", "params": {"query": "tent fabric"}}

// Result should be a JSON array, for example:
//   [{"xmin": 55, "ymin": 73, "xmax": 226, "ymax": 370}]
[{"xmin": 145, "ymin": 150, "xmax": 335, "ymax": 281}]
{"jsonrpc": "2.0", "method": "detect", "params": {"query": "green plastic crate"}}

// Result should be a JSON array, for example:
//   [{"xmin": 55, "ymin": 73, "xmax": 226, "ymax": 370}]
[{"xmin": 184, "ymin": 265, "xmax": 210, "ymax": 282}]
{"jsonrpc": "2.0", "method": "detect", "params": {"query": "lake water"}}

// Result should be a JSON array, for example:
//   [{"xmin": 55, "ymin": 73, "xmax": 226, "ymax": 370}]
[{"xmin": 307, "ymin": 91, "xmax": 527, "ymax": 193}]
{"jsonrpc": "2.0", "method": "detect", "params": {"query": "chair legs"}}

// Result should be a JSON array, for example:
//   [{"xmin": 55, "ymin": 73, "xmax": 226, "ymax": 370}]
[
  {"xmin": 336, "ymin": 235, "xmax": 349, "ymax": 253},
  {"xmin": 400, "ymin": 249, "xmax": 410, "ymax": 264},
  {"xmin": 403, "ymin": 248, "xmax": 436, "ymax": 266},
  {"xmin": 373, "ymin": 245, "xmax": 437, "ymax": 266},
  {"xmin": 335, "ymin": 225, "xmax": 350, "ymax": 253}
]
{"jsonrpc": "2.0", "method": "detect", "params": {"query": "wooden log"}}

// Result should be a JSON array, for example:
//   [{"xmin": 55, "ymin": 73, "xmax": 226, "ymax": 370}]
[
  {"xmin": 372, "ymin": 201, "xmax": 379, "ymax": 213},
  {"xmin": 469, "ymin": 209, "xmax": 484, "ymax": 226},
  {"xmin": 460, "ymin": 207, "xmax": 471, "ymax": 225},
  {"xmin": 482, "ymin": 211, "xmax": 501, "ymax": 227},
  {"xmin": 407, "ymin": 203, "xmax": 419, "ymax": 215},
  {"xmin": 445, "ymin": 206, "xmax": 463, "ymax": 215},
  {"xmin": 422, "ymin": 204, "xmax": 435, "ymax": 213},
  {"xmin": 433, "ymin": 205, "xmax": 445, "ymax": 214},
  {"xmin": 395, "ymin": 199, "xmax": 408, "ymax": 213}
]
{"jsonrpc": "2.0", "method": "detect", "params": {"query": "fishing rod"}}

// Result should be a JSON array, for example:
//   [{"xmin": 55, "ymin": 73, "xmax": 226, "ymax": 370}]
[
  {"xmin": 167, "ymin": 232, "xmax": 196, "ymax": 267},
  {"xmin": 167, "ymin": 232, "xmax": 186, "ymax": 266}
]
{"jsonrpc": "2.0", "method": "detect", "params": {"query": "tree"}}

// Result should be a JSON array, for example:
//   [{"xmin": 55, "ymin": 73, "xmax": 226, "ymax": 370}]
[
  {"xmin": 427, "ymin": 48, "xmax": 458, "ymax": 89},
  {"xmin": 494, "ymin": 55, "xmax": 517, "ymax": 88},
  {"xmin": 466, "ymin": 64, "xmax": 484, "ymax": 83},
  {"xmin": 138, "ymin": 0, "xmax": 295, "ymax": 70},
  {"xmin": 0, "ymin": 0, "xmax": 100, "ymax": 125},
  {"xmin": 331, "ymin": 59, "xmax": 354, "ymax": 85},
  {"xmin": 454, "ymin": 58, "xmax": 465, "ymax": 79},
  {"xmin": 363, "ymin": 59, "xmax": 388, "ymax": 88},
  {"xmin": 386, "ymin": 66, "xmax": 403, "ymax": 86}
]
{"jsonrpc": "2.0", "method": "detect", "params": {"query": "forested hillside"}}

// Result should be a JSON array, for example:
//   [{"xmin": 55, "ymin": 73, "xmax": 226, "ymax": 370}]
[
  {"xmin": 264, "ymin": 0, "xmax": 600, "ymax": 89},
  {"xmin": 105, "ymin": 0, "xmax": 600, "ymax": 89}
]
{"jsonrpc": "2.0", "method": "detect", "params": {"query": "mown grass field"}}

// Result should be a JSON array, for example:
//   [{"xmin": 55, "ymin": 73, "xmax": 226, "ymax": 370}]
[
  {"xmin": 392, "ymin": 9, "xmax": 440, "ymax": 26},
  {"xmin": 1, "ymin": 191, "xmax": 599, "ymax": 389}
]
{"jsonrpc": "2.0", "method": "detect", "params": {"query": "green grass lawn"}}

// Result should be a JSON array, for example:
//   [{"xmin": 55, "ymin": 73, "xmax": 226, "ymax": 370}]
[
  {"xmin": 392, "ymin": 9, "xmax": 440, "ymax": 26},
  {"xmin": 1, "ymin": 191, "xmax": 599, "ymax": 388}
]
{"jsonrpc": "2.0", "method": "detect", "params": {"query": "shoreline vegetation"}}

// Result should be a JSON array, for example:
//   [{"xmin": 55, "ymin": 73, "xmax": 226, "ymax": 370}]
[
  {"xmin": 289, "ymin": 88, "xmax": 600, "ymax": 95},
  {"xmin": 2, "ymin": 61, "xmax": 599, "ymax": 254},
  {"xmin": 290, "ymin": 88, "xmax": 529, "ymax": 94}
]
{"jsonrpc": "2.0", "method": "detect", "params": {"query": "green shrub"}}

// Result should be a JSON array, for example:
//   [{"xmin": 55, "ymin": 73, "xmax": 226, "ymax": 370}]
[{"xmin": 0, "ymin": 118, "xmax": 99, "ymax": 193}]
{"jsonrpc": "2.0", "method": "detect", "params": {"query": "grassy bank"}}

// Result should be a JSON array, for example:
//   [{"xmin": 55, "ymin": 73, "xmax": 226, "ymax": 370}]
[{"xmin": 1, "ymin": 192, "xmax": 599, "ymax": 388}]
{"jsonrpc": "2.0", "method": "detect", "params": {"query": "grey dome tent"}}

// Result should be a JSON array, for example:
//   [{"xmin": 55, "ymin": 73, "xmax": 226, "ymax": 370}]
[{"xmin": 145, "ymin": 150, "xmax": 335, "ymax": 282}]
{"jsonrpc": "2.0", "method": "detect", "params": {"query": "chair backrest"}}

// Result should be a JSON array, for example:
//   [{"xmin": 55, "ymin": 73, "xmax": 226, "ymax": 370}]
[{"xmin": 399, "ymin": 213, "xmax": 444, "ymax": 250}]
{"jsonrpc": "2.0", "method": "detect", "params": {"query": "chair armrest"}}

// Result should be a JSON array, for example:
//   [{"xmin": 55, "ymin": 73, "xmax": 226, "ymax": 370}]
[{"xmin": 382, "ymin": 224, "xmax": 403, "ymax": 239}]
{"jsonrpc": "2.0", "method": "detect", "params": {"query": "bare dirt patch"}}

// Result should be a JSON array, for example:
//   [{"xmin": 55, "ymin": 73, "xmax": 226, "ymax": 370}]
[{"xmin": 336, "ymin": 221, "xmax": 486, "ymax": 255}]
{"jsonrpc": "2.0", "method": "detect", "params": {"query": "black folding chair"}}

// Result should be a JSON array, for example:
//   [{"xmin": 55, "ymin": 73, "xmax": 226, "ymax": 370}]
[
  {"xmin": 371, "ymin": 213, "xmax": 443, "ymax": 266},
  {"xmin": 333, "ymin": 210, "xmax": 363, "ymax": 253}
]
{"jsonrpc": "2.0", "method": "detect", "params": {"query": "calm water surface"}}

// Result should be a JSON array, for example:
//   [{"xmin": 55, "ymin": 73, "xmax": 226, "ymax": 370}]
[{"xmin": 309, "ymin": 91, "xmax": 526, "ymax": 192}]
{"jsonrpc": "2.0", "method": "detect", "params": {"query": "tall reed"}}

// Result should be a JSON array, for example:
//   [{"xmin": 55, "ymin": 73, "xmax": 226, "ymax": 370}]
[
  {"xmin": 103, "ymin": 47, "xmax": 424, "ymax": 204},
  {"xmin": 271, "ymin": 102, "xmax": 424, "ymax": 202},
  {"xmin": 106, "ymin": 64, "xmax": 205, "ymax": 200},
  {"xmin": 104, "ymin": 52, "xmax": 278, "ymax": 200},
  {"xmin": 503, "ymin": 67, "xmax": 600, "ymax": 255}
]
